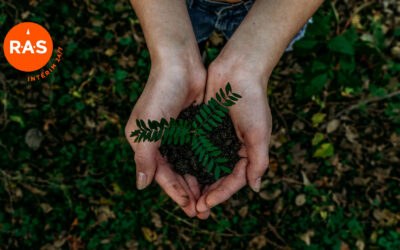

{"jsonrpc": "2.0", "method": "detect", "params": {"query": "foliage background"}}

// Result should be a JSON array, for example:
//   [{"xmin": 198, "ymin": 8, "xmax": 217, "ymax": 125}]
[{"xmin": 0, "ymin": 0, "xmax": 399, "ymax": 249}]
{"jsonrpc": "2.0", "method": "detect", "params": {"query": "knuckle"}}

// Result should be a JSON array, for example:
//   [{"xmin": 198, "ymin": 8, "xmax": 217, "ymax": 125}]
[{"xmin": 134, "ymin": 151, "xmax": 148, "ymax": 167}]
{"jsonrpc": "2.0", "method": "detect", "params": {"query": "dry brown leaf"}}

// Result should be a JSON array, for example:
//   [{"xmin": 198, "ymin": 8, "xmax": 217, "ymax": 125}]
[
  {"xmin": 259, "ymin": 189, "xmax": 281, "ymax": 201},
  {"xmin": 151, "ymin": 211, "xmax": 162, "ymax": 229},
  {"xmin": 326, "ymin": 119, "xmax": 340, "ymax": 133},
  {"xmin": 300, "ymin": 230, "xmax": 314, "ymax": 246},
  {"xmin": 247, "ymin": 235, "xmax": 267, "ymax": 250},
  {"xmin": 40, "ymin": 203, "xmax": 53, "ymax": 214},
  {"xmin": 295, "ymin": 194, "xmax": 306, "ymax": 206},
  {"xmin": 238, "ymin": 206, "xmax": 248, "ymax": 218}
]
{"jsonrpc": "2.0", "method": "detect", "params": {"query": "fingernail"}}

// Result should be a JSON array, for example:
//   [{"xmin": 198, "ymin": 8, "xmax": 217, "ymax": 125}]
[
  {"xmin": 253, "ymin": 177, "xmax": 261, "ymax": 192},
  {"xmin": 137, "ymin": 172, "xmax": 147, "ymax": 190}
]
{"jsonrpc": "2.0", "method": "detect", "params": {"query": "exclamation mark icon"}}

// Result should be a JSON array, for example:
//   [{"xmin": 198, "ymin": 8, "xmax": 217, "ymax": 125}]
[{"xmin": 26, "ymin": 29, "xmax": 30, "ymax": 35}]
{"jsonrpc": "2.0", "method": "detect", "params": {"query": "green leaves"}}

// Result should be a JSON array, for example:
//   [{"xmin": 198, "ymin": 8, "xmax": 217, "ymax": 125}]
[
  {"xmin": 130, "ymin": 82, "xmax": 242, "ymax": 181},
  {"xmin": 328, "ymin": 36, "xmax": 354, "ymax": 55},
  {"xmin": 313, "ymin": 143, "xmax": 334, "ymax": 158},
  {"xmin": 215, "ymin": 82, "xmax": 242, "ymax": 107}
]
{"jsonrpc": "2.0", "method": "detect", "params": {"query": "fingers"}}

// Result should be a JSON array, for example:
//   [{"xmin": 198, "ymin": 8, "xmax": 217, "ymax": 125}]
[
  {"xmin": 246, "ymin": 141, "xmax": 269, "ymax": 192},
  {"xmin": 196, "ymin": 181, "xmax": 223, "ymax": 214},
  {"xmin": 196, "ymin": 159, "xmax": 248, "ymax": 213},
  {"xmin": 238, "ymin": 145, "xmax": 247, "ymax": 158},
  {"xmin": 184, "ymin": 174, "xmax": 201, "ymax": 200},
  {"xmin": 133, "ymin": 143, "xmax": 158, "ymax": 190},
  {"xmin": 245, "ymin": 104, "xmax": 272, "ymax": 193},
  {"xmin": 196, "ymin": 210, "xmax": 210, "ymax": 220},
  {"xmin": 155, "ymin": 161, "xmax": 197, "ymax": 218},
  {"xmin": 206, "ymin": 158, "xmax": 247, "ymax": 207}
]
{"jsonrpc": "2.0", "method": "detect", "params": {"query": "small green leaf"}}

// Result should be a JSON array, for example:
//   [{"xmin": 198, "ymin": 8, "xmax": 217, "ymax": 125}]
[
  {"xmin": 207, "ymin": 160, "xmax": 214, "ymax": 172},
  {"xmin": 215, "ymin": 110, "xmax": 226, "ymax": 118},
  {"xmin": 225, "ymin": 82, "xmax": 232, "ymax": 94},
  {"xmin": 208, "ymin": 119, "xmax": 218, "ymax": 127},
  {"xmin": 160, "ymin": 118, "xmax": 168, "ymax": 127},
  {"xmin": 328, "ymin": 35, "xmax": 354, "ymax": 55},
  {"xmin": 203, "ymin": 104, "xmax": 212, "ymax": 114},
  {"xmin": 140, "ymin": 120, "xmax": 149, "ymax": 130},
  {"xmin": 210, "ymin": 150, "xmax": 222, "ymax": 157},
  {"xmin": 216, "ymin": 158, "xmax": 228, "ymax": 163},
  {"xmin": 130, "ymin": 130, "xmax": 140, "ymax": 137},
  {"xmin": 228, "ymin": 95, "xmax": 238, "ymax": 101},
  {"xmin": 220, "ymin": 166, "xmax": 232, "ymax": 173},
  {"xmin": 312, "ymin": 113, "xmax": 326, "ymax": 126},
  {"xmin": 232, "ymin": 93, "xmax": 242, "ymax": 98},
  {"xmin": 214, "ymin": 167, "xmax": 221, "ymax": 180},
  {"xmin": 199, "ymin": 149, "xmax": 205, "ymax": 161},
  {"xmin": 203, "ymin": 123, "xmax": 212, "ymax": 131},
  {"xmin": 136, "ymin": 119, "xmax": 141, "ymax": 128},
  {"xmin": 216, "ymin": 93, "xmax": 222, "ymax": 102},
  {"xmin": 148, "ymin": 119, "xmax": 154, "ymax": 129},
  {"xmin": 313, "ymin": 143, "xmax": 334, "ymax": 158},
  {"xmin": 219, "ymin": 88, "xmax": 226, "ymax": 99},
  {"xmin": 223, "ymin": 100, "xmax": 235, "ymax": 106},
  {"xmin": 195, "ymin": 114, "xmax": 203, "ymax": 124},
  {"xmin": 312, "ymin": 132, "xmax": 324, "ymax": 146},
  {"xmin": 200, "ymin": 109, "xmax": 207, "ymax": 120},
  {"xmin": 202, "ymin": 154, "xmax": 209, "ymax": 167}
]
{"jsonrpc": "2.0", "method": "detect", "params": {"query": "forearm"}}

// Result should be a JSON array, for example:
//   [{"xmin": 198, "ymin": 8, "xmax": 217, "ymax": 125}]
[
  {"xmin": 130, "ymin": 0, "xmax": 201, "ymax": 65},
  {"xmin": 219, "ymin": 0, "xmax": 323, "ymax": 76}
]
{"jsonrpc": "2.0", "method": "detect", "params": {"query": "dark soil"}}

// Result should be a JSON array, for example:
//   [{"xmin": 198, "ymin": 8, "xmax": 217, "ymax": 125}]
[{"xmin": 159, "ymin": 105, "xmax": 241, "ymax": 185}]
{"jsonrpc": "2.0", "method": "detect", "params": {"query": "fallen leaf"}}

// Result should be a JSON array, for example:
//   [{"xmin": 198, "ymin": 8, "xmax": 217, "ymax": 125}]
[
  {"xmin": 356, "ymin": 239, "xmax": 365, "ymax": 250},
  {"xmin": 301, "ymin": 171, "xmax": 311, "ymax": 186},
  {"xmin": 248, "ymin": 235, "xmax": 267, "ymax": 250},
  {"xmin": 141, "ymin": 227, "xmax": 157, "ymax": 242},
  {"xmin": 40, "ymin": 203, "xmax": 53, "ymax": 214},
  {"xmin": 312, "ymin": 113, "xmax": 326, "ymax": 126},
  {"xmin": 295, "ymin": 194, "xmax": 306, "ymax": 206},
  {"xmin": 326, "ymin": 119, "xmax": 340, "ymax": 133},
  {"xmin": 312, "ymin": 132, "xmax": 324, "ymax": 146},
  {"xmin": 25, "ymin": 128, "xmax": 43, "ymax": 150},
  {"xmin": 313, "ymin": 143, "xmax": 334, "ymax": 158},
  {"xmin": 151, "ymin": 212, "xmax": 162, "ymax": 229},
  {"xmin": 300, "ymin": 230, "xmax": 314, "ymax": 246},
  {"xmin": 259, "ymin": 189, "xmax": 281, "ymax": 201},
  {"xmin": 238, "ymin": 206, "xmax": 248, "ymax": 218}
]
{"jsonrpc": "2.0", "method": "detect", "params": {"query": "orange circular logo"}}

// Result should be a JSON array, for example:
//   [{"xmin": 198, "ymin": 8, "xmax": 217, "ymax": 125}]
[{"xmin": 3, "ymin": 22, "xmax": 53, "ymax": 72}]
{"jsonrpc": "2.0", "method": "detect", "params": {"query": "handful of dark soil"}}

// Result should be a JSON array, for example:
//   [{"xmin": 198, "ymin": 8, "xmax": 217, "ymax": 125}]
[{"xmin": 160, "ymin": 105, "xmax": 241, "ymax": 185}]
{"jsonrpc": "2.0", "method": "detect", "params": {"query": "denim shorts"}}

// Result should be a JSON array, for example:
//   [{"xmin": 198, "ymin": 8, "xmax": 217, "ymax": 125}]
[{"xmin": 186, "ymin": 0, "xmax": 312, "ymax": 51}]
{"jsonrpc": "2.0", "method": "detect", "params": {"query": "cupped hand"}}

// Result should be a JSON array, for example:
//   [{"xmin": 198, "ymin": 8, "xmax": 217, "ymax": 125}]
[
  {"xmin": 196, "ymin": 57, "xmax": 273, "ymax": 219},
  {"xmin": 125, "ymin": 61, "xmax": 206, "ymax": 217}
]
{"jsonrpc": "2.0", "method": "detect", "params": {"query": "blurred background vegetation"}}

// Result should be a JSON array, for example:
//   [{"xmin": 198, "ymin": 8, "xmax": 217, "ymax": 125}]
[{"xmin": 0, "ymin": 0, "xmax": 399, "ymax": 249}]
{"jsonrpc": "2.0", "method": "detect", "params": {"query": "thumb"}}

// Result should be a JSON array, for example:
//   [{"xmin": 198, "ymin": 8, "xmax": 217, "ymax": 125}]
[
  {"xmin": 133, "ymin": 143, "xmax": 158, "ymax": 190},
  {"xmin": 246, "ymin": 140, "xmax": 269, "ymax": 193}
]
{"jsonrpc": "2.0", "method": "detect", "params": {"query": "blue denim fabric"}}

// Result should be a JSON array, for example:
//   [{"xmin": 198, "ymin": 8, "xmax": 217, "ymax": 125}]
[{"xmin": 186, "ymin": 0, "xmax": 312, "ymax": 51}]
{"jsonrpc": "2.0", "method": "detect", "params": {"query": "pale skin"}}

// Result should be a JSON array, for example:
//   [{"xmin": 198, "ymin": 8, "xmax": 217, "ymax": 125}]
[{"xmin": 126, "ymin": 0, "xmax": 324, "ymax": 219}]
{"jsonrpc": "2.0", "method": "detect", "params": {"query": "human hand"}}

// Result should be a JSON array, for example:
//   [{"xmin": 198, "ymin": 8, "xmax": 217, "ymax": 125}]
[
  {"xmin": 195, "ymin": 55, "xmax": 272, "ymax": 219},
  {"xmin": 125, "ymin": 58, "xmax": 206, "ymax": 217}
]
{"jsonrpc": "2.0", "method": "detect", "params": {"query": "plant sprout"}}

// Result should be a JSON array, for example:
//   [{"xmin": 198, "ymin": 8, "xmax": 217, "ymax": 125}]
[{"xmin": 130, "ymin": 82, "xmax": 241, "ymax": 180}]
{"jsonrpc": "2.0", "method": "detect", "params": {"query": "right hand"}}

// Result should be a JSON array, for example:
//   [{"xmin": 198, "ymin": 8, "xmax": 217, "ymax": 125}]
[{"xmin": 125, "ymin": 59, "xmax": 206, "ymax": 217}]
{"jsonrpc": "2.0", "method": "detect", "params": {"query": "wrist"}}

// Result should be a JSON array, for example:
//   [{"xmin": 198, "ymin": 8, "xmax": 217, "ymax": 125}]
[
  {"xmin": 210, "ymin": 49, "xmax": 271, "ymax": 90},
  {"xmin": 150, "ymin": 50, "xmax": 206, "ymax": 95},
  {"xmin": 217, "ymin": 43, "xmax": 275, "ymax": 80}
]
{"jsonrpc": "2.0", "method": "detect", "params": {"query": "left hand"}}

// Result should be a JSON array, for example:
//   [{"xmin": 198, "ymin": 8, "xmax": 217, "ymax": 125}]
[{"xmin": 195, "ymin": 52, "xmax": 273, "ymax": 220}]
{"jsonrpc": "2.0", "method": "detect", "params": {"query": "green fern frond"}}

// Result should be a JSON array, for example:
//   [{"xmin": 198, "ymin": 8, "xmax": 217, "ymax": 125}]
[
  {"xmin": 130, "ymin": 117, "xmax": 191, "ymax": 146},
  {"xmin": 130, "ymin": 82, "xmax": 242, "ymax": 181}
]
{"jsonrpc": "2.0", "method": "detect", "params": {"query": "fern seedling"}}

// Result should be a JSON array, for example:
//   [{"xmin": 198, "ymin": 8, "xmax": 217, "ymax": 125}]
[{"xmin": 130, "ymin": 82, "xmax": 242, "ymax": 180}]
